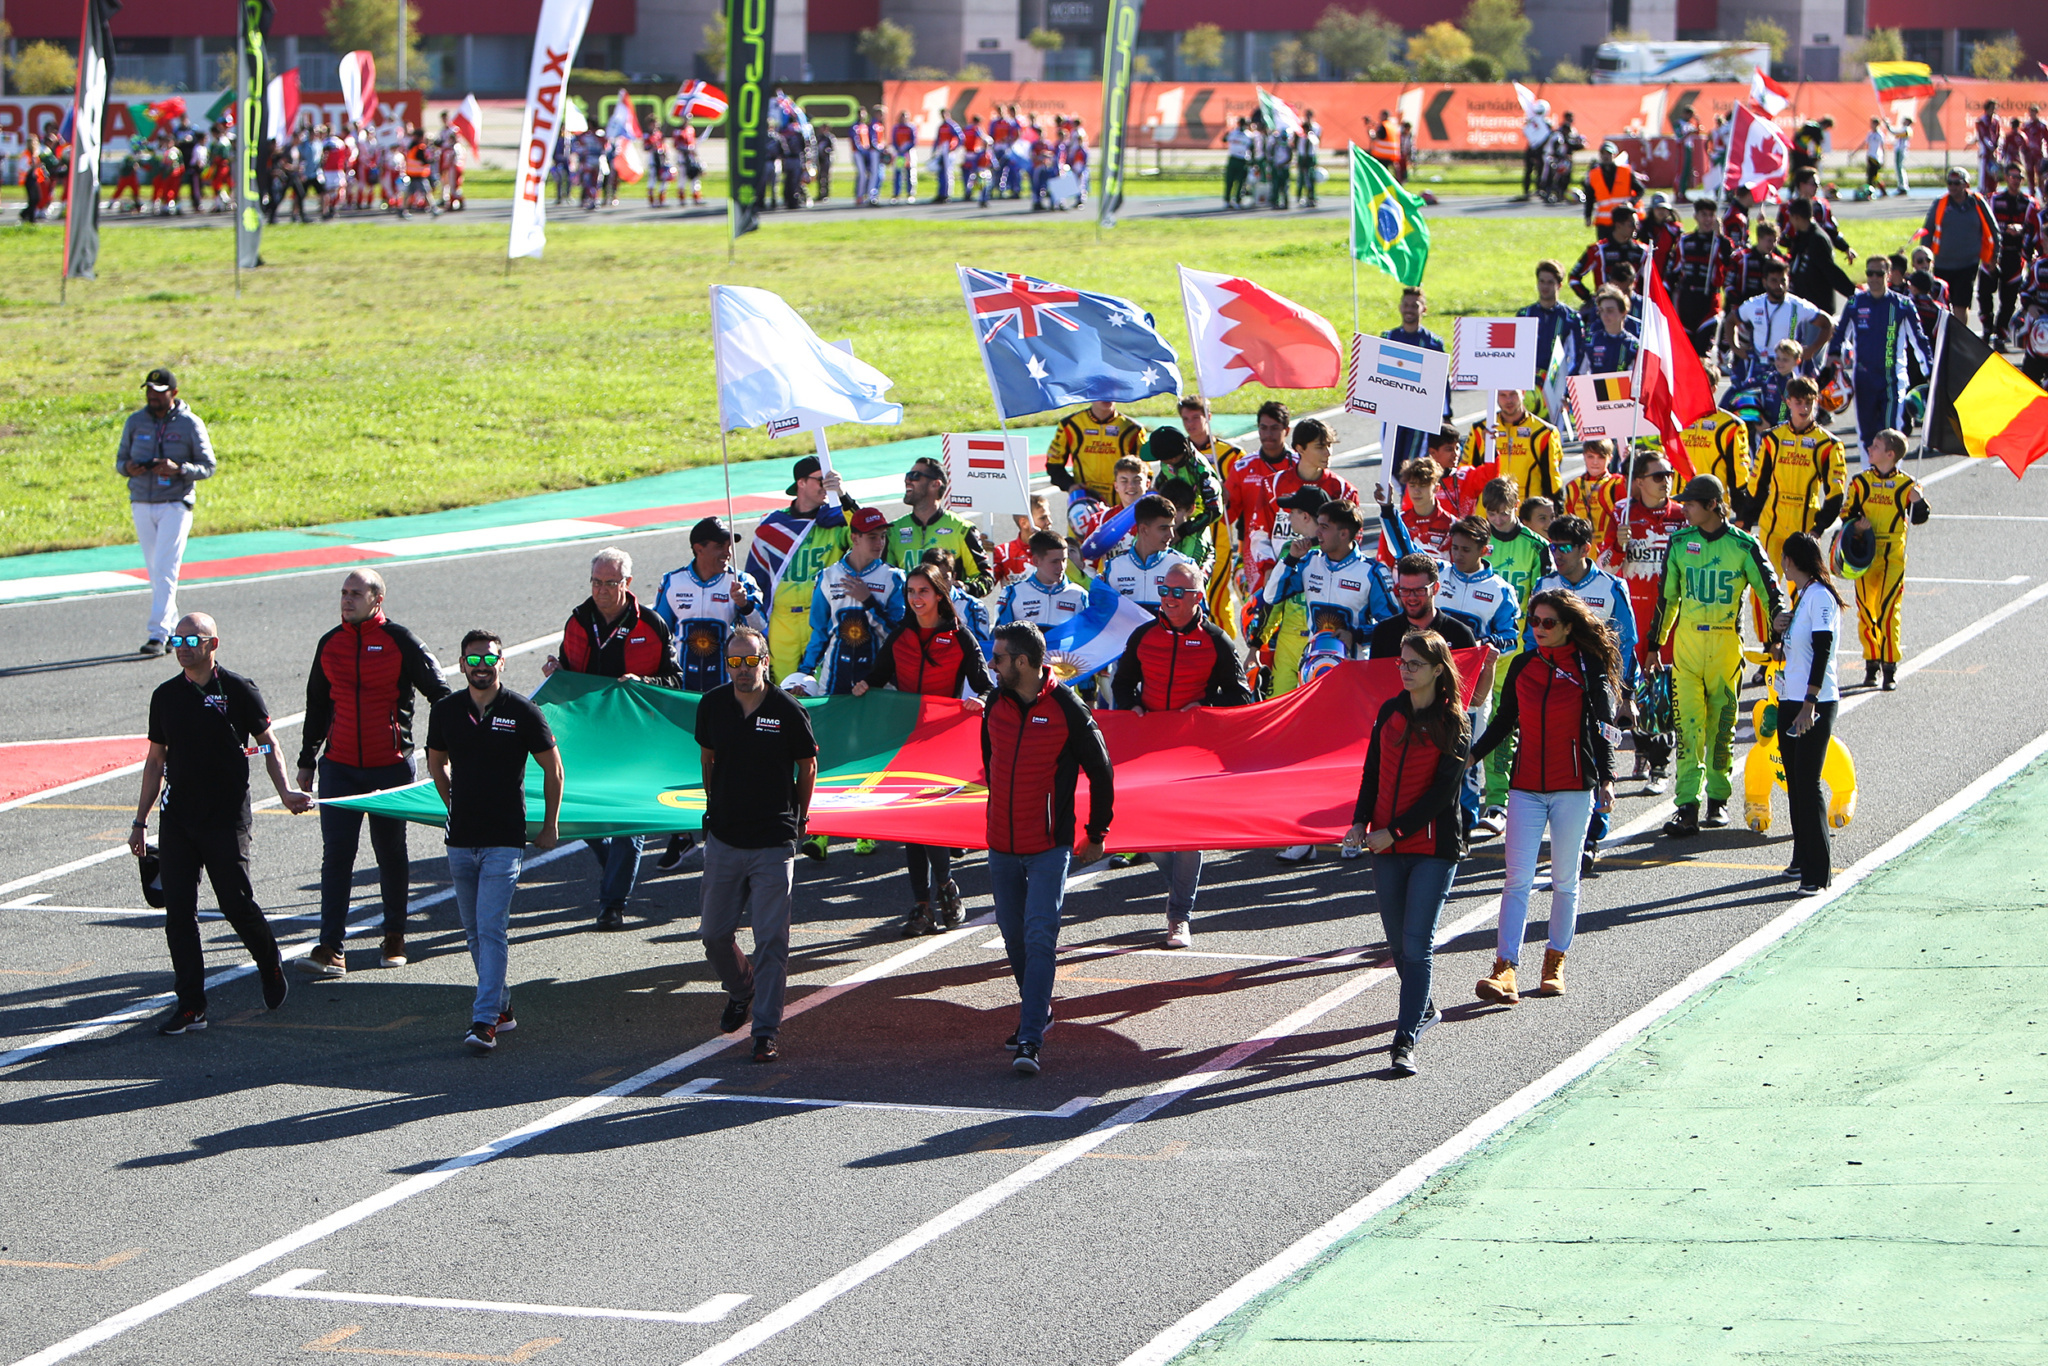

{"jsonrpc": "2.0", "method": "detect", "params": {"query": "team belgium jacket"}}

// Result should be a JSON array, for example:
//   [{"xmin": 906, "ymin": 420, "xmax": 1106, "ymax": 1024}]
[
  {"xmin": 981, "ymin": 666, "xmax": 1115, "ymax": 856},
  {"xmin": 298, "ymin": 615, "xmax": 451, "ymax": 769}
]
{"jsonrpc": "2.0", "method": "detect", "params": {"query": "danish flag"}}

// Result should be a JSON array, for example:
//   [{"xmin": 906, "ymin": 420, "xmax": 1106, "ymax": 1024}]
[{"xmin": 964, "ymin": 269, "xmax": 1083, "ymax": 341}]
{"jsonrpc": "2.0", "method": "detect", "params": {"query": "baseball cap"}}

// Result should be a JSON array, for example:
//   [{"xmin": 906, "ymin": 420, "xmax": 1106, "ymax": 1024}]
[
  {"xmin": 1677, "ymin": 474, "xmax": 1726, "ymax": 506},
  {"xmin": 785, "ymin": 455, "xmax": 823, "ymax": 496},
  {"xmin": 850, "ymin": 506, "xmax": 889, "ymax": 534},
  {"xmin": 689, "ymin": 515, "xmax": 733, "ymax": 545},
  {"xmin": 1276, "ymin": 487, "xmax": 1330, "ymax": 516},
  {"xmin": 144, "ymin": 368, "xmax": 177, "ymax": 392}
]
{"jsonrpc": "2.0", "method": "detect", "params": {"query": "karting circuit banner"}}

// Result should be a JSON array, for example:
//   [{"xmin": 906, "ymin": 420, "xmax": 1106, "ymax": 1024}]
[
  {"xmin": 1093, "ymin": 0, "xmax": 1141, "ymax": 228},
  {"xmin": 727, "ymin": 0, "xmax": 774, "ymax": 239},
  {"xmin": 327, "ymin": 658, "xmax": 1483, "ymax": 851},
  {"xmin": 235, "ymin": 0, "xmax": 272, "ymax": 272},
  {"xmin": 60, "ymin": 0, "xmax": 116, "ymax": 283}
]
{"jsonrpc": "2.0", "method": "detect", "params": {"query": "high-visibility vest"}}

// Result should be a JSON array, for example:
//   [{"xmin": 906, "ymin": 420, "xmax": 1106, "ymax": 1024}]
[
  {"xmin": 1922, "ymin": 193, "xmax": 1997, "ymax": 268},
  {"xmin": 1587, "ymin": 163, "xmax": 1636, "ymax": 226},
  {"xmin": 1370, "ymin": 123, "xmax": 1400, "ymax": 163}
]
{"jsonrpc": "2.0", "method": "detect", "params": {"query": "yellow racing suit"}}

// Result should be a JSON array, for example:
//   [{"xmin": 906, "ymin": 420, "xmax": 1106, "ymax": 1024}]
[
  {"xmin": 1046, "ymin": 408, "xmax": 1146, "ymax": 502},
  {"xmin": 1681, "ymin": 409, "xmax": 1752, "ymax": 520},
  {"xmin": 1744, "ymin": 419, "xmax": 1843, "ymax": 639},
  {"xmin": 1843, "ymin": 467, "xmax": 1927, "ymax": 664},
  {"xmin": 1461, "ymin": 413, "xmax": 1563, "ymax": 503}
]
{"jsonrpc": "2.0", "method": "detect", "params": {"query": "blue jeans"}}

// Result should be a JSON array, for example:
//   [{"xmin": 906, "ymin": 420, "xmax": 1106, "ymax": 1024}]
[
  {"xmin": 585, "ymin": 835, "xmax": 643, "ymax": 909},
  {"xmin": 989, "ymin": 846, "xmax": 1072, "ymax": 1047},
  {"xmin": 1372, "ymin": 854, "xmax": 1457, "ymax": 1038},
  {"xmin": 1153, "ymin": 849, "xmax": 1203, "ymax": 925},
  {"xmin": 447, "ymin": 845, "xmax": 521, "ymax": 1025},
  {"xmin": 1498, "ymin": 788, "xmax": 1596, "ymax": 963}
]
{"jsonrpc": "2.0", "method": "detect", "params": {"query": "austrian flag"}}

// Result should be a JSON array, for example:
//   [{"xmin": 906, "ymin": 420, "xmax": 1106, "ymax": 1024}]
[{"xmin": 1176, "ymin": 265, "xmax": 1342, "ymax": 398}]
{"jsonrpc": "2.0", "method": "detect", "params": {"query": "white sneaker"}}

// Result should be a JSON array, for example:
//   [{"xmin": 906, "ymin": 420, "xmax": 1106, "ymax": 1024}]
[
  {"xmin": 1165, "ymin": 922, "xmax": 1192, "ymax": 949},
  {"xmin": 1473, "ymin": 806, "xmax": 1507, "ymax": 838},
  {"xmin": 1644, "ymin": 771, "xmax": 1670, "ymax": 795},
  {"xmin": 1277, "ymin": 844, "xmax": 1315, "ymax": 863}
]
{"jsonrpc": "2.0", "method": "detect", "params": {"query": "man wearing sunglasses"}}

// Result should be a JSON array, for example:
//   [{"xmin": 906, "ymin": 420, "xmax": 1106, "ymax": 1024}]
[
  {"xmin": 132, "ymin": 613, "xmax": 313, "ymax": 1037},
  {"xmin": 425, "ymin": 631, "xmax": 564, "ymax": 1053},
  {"xmin": 693, "ymin": 625, "xmax": 818, "ymax": 1064},
  {"xmin": 296, "ymin": 569, "xmax": 451, "ymax": 976},
  {"xmin": 117, "ymin": 368, "xmax": 216, "ymax": 657},
  {"xmin": 1110, "ymin": 563, "xmax": 1251, "ymax": 947},
  {"xmin": 542, "ymin": 547, "xmax": 678, "ymax": 930},
  {"xmin": 886, "ymin": 457, "xmax": 994, "ymax": 597}
]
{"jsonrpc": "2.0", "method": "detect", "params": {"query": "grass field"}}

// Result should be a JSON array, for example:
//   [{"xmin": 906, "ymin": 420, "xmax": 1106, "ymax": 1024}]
[{"xmin": 0, "ymin": 212, "xmax": 1914, "ymax": 556}]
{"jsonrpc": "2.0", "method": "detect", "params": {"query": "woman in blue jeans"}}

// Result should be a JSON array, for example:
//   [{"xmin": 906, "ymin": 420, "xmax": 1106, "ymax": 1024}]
[
  {"xmin": 1468, "ymin": 589, "xmax": 1618, "ymax": 1006},
  {"xmin": 1344, "ymin": 630, "xmax": 1469, "ymax": 1077}
]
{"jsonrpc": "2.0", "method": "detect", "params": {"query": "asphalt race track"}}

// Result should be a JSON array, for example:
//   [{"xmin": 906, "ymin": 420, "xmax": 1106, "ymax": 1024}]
[{"xmin": 2, "ymin": 405, "xmax": 2043, "ymax": 1366}]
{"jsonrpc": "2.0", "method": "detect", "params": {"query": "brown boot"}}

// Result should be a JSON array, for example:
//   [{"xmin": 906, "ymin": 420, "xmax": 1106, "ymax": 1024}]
[
  {"xmin": 1475, "ymin": 957, "xmax": 1520, "ymax": 1004},
  {"xmin": 1535, "ymin": 947, "xmax": 1566, "ymax": 997}
]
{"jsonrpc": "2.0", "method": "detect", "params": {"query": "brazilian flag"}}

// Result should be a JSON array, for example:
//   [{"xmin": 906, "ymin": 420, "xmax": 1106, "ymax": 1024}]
[{"xmin": 1349, "ymin": 143, "xmax": 1429, "ymax": 288}]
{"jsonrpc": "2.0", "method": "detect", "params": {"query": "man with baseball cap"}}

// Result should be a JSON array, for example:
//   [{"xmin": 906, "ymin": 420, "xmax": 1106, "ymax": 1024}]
[
  {"xmin": 742, "ymin": 455, "xmax": 858, "ymax": 681},
  {"xmin": 117, "ymin": 369, "xmax": 216, "ymax": 656},
  {"xmin": 1650, "ymin": 473, "xmax": 1784, "ymax": 837}
]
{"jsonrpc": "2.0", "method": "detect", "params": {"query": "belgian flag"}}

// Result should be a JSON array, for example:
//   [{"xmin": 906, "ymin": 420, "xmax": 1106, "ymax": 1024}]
[{"xmin": 1926, "ymin": 320, "xmax": 2048, "ymax": 477}]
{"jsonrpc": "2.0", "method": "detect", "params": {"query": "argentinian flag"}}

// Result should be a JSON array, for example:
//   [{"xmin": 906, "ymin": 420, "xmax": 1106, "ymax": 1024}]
[
  {"xmin": 1039, "ymin": 578, "xmax": 1153, "ymax": 683},
  {"xmin": 711, "ymin": 285, "xmax": 903, "ymax": 434}
]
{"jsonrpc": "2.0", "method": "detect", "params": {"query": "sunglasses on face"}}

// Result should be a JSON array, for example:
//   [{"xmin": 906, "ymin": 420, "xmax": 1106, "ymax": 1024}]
[
  {"xmin": 1644, "ymin": 471, "xmax": 1672, "ymax": 482},
  {"xmin": 463, "ymin": 653, "xmax": 502, "ymax": 667},
  {"xmin": 1531, "ymin": 615, "xmax": 1562, "ymax": 629},
  {"xmin": 725, "ymin": 654, "xmax": 765, "ymax": 668},
  {"xmin": 904, "ymin": 471, "xmax": 936, "ymax": 481},
  {"xmin": 166, "ymin": 634, "xmax": 213, "ymax": 648},
  {"xmin": 1158, "ymin": 586, "xmax": 1198, "ymax": 600}
]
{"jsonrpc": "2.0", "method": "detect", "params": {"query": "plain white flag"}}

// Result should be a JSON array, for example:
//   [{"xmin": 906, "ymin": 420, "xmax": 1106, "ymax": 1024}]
[{"xmin": 712, "ymin": 285, "xmax": 904, "ymax": 433}]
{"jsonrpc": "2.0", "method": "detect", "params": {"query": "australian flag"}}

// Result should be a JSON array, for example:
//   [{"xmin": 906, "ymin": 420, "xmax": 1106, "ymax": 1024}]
[{"xmin": 958, "ymin": 266, "xmax": 1182, "ymax": 420}]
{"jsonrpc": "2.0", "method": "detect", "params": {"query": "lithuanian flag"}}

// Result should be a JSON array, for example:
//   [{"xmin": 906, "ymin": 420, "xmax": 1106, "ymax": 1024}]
[
  {"xmin": 1867, "ymin": 61, "xmax": 1934, "ymax": 101},
  {"xmin": 1926, "ymin": 321, "xmax": 2048, "ymax": 477}
]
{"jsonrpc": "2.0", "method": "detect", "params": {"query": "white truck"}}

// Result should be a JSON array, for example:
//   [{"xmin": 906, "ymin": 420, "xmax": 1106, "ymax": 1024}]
[{"xmin": 1592, "ymin": 40, "xmax": 1773, "ymax": 84}]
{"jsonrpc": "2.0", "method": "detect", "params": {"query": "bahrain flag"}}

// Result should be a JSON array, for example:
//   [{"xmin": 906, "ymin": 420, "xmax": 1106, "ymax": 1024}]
[{"xmin": 1177, "ymin": 265, "xmax": 1343, "ymax": 398}]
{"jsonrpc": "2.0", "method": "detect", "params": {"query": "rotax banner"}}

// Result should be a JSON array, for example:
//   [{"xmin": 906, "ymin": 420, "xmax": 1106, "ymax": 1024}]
[{"xmin": 327, "ymin": 657, "xmax": 1484, "ymax": 851}]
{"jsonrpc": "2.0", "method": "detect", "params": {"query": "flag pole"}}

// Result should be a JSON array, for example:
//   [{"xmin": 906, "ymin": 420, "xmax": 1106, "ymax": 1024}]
[
  {"xmin": 709, "ymin": 283, "xmax": 735, "ymax": 524},
  {"xmin": 1175, "ymin": 264, "xmax": 1206, "ymax": 403},
  {"xmin": 1347, "ymin": 143, "xmax": 1360, "ymax": 340},
  {"xmin": 1922, "ymin": 308, "xmax": 1950, "ymax": 461},
  {"xmin": 956, "ymin": 263, "xmax": 1012, "ymax": 441}
]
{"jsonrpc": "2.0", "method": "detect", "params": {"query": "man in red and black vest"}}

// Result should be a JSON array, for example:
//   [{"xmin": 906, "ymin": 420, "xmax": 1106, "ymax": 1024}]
[
  {"xmin": 543, "ymin": 546, "xmax": 680, "ymax": 930},
  {"xmin": 982, "ymin": 620, "xmax": 1113, "ymax": 1076},
  {"xmin": 297, "ymin": 569, "xmax": 450, "ymax": 975},
  {"xmin": 1110, "ymin": 561, "xmax": 1252, "ymax": 949}
]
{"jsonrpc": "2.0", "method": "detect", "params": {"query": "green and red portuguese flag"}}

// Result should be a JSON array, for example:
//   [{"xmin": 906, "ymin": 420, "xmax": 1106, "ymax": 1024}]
[{"xmin": 328, "ymin": 659, "xmax": 1481, "ymax": 850}]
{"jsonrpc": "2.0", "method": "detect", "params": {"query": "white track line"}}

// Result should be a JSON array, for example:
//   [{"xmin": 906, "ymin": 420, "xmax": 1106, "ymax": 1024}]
[
  {"xmin": 1118, "ymin": 718, "xmax": 2048, "ymax": 1366},
  {"xmin": 1913, "ymin": 456, "xmax": 1984, "ymax": 487},
  {"xmin": 3, "ymin": 911, "xmax": 1002, "ymax": 1366},
  {"xmin": 0, "ymin": 845, "xmax": 574, "ymax": 1071},
  {"xmin": 251, "ymin": 1268, "xmax": 750, "ymax": 1325},
  {"xmin": 668, "ymin": 912, "xmax": 1508, "ymax": 1366},
  {"xmin": 667, "ymin": 1085, "xmax": 1099, "ymax": 1122}
]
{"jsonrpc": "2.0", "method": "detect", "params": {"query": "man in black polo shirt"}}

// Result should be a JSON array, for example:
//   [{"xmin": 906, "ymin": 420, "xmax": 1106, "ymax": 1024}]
[
  {"xmin": 693, "ymin": 624, "xmax": 818, "ymax": 1063},
  {"xmin": 1367, "ymin": 554, "xmax": 1479, "ymax": 659},
  {"xmin": 425, "ymin": 629, "xmax": 564, "ymax": 1054},
  {"xmin": 130, "ymin": 612, "xmax": 314, "ymax": 1036}
]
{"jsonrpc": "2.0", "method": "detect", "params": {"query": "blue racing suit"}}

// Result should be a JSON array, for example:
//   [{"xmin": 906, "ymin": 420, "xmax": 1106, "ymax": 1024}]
[
  {"xmin": 1828, "ymin": 290, "xmax": 1930, "ymax": 463},
  {"xmin": 1577, "ymin": 325, "xmax": 1640, "ymax": 375}
]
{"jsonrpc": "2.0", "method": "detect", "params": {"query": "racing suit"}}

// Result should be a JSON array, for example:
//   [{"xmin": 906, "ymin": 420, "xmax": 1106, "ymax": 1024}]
[
  {"xmin": 1989, "ymin": 186, "xmax": 2042, "ymax": 338},
  {"xmin": 1828, "ymin": 290, "xmax": 1930, "ymax": 467},
  {"xmin": 1562, "ymin": 471, "xmax": 1622, "ymax": 549},
  {"xmin": 800, "ymin": 554, "xmax": 907, "ymax": 694},
  {"xmin": 885, "ymin": 508, "xmax": 995, "ymax": 596},
  {"xmin": 1436, "ymin": 560, "xmax": 1521, "ymax": 819},
  {"xmin": 651, "ymin": 565, "xmax": 768, "ymax": 694},
  {"xmin": 1461, "ymin": 413, "xmax": 1563, "ymax": 503},
  {"xmin": 1679, "ymin": 410, "xmax": 1753, "ymax": 524},
  {"xmin": 1843, "ymin": 467, "xmax": 1931, "ymax": 665},
  {"xmin": 1046, "ymin": 407, "xmax": 1145, "ymax": 502},
  {"xmin": 746, "ymin": 501, "xmax": 852, "ymax": 679},
  {"xmin": 1518, "ymin": 299, "xmax": 1584, "ymax": 415},
  {"xmin": 1672, "ymin": 227, "xmax": 1730, "ymax": 346},
  {"xmin": 1599, "ymin": 495, "xmax": 1689, "ymax": 775},
  {"xmin": 1746, "ymin": 420, "xmax": 1844, "ymax": 638},
  {"xmin": 1480, "ymin": 525, "xmax": 1556, "ymax": 808},
  {"xmin": 1259, "ymin": 545, "xmax": 1398, "ymax": 693},
  {"xmin": 1224, "ymin": 450, "xmax": 1296, "ymax": 601},
  {"xmin": 997, "ymin": 572, "xmax": 1090, "ymax": 627},
  {"xmin": 1102, "ymin": 547, "xmax": 1196, "ymax": 616},
  {"xmin": 1652, "ymin": 522, "xmax": 1784, "ymax": 811}
]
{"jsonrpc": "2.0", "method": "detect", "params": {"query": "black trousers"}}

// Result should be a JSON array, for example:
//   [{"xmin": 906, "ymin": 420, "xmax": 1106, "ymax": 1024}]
[
  {"xmin": 1779, "ymin": 700, "xmax": 1838, "ymax": 888},
  {"xmin": 1934, "ymin": 266, "xmax": 1981, "ymax": 332},
  {"xmin": 905, "ymin": 844, "xmax": 953, "ymax": 902},
  {"xmin": 317, "ymin": 757, "xmax": 416, "ymax": 948},
  {"xmin": 1522, "ymin": 145, "xmax": 1544, "ymax": 195},
  {"xmin": 159, "ymin": 816, "xmax": 280, "ymax": 1012}
]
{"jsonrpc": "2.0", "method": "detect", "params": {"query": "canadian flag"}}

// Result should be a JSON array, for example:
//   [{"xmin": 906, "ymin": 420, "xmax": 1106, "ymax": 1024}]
[
  {"xmin": 1177, "ymin": 265, "xmax": 1343, "ymax": 398},
  {"xmin": 1633, "ymin": 255, "xmax": 1710, "ymax": 480},
  {"xmin": 451, "ymin": 93, "xmax": 482, "ymax": 156},
  {"xmin": 1722, "ymin": 103, "xmax": 1791, "ymax": 199},
  {"xmin": 337, "ymin": 50, "xmax": 377, "ymax": 127},
  {"xmin": 1749, "ymin": 68, "xmax": 1792, "ymax": 116}
]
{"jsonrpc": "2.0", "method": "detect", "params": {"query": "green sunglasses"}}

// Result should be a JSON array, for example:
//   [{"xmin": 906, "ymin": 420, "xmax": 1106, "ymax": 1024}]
[{"xmin": 463, "ymin": 652, "xmax": 502, "ymax": 667}]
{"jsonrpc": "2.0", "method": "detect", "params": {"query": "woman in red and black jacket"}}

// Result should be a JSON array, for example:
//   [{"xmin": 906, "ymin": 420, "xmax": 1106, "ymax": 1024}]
[
  {"xmin": 1343, "ymin": 629, "xmax": 1469, "ymax": 1077},
  {"xmin": 854, "ymin": 564, "xmax": 994, "ymax": 936},
  {"xmin": 1468, "ymin": 588, "xmax": 1619, "ymax": 1007}
]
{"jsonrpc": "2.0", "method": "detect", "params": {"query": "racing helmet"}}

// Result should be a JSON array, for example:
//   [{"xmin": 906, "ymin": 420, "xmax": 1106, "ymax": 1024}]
[
  {"xmin": 1819, "ymin": 375, "xmax": 1853, "ymax": 416},
  {"xmin": 1831, "ymin": 521, "xmax": 1877, "ymax": 581},
  {"xmin": 2029, "ymin": 316, "xmax": 2048, "ymax": 362}
]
